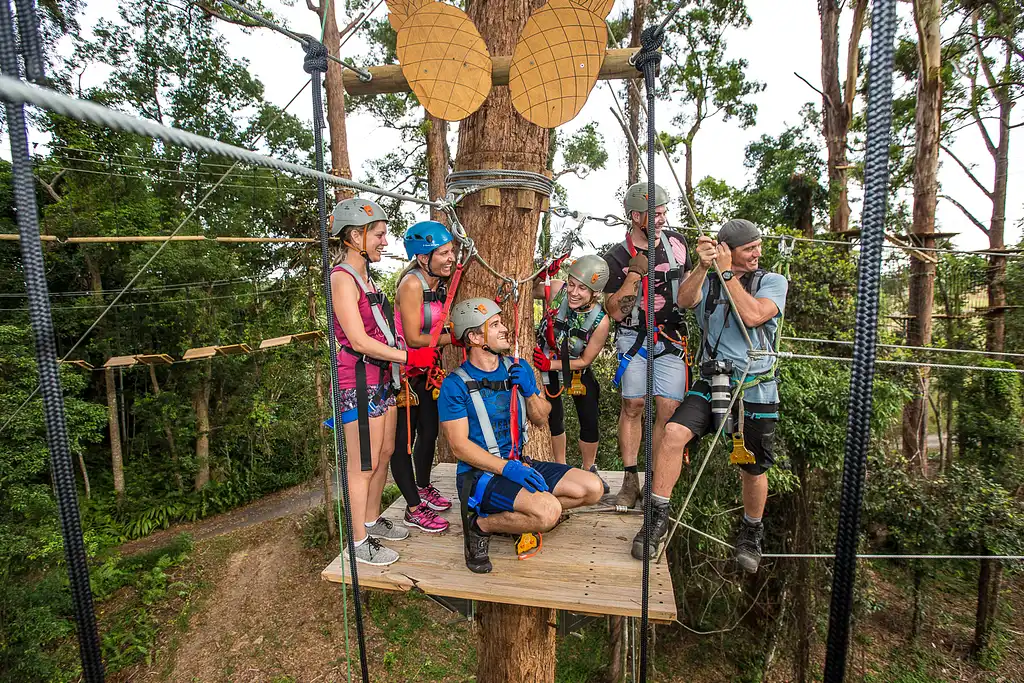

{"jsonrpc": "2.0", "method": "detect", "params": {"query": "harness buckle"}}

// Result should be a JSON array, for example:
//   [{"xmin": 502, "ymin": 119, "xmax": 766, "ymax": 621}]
[{"xmin": 567, "ymin": 370, "xmax": 586, "ymax": 396}]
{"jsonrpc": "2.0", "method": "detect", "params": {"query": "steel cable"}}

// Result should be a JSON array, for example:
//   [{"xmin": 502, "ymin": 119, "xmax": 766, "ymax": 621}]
[
  {"xmin": 822, "ymin": 1, "xmax": 897, "ymax": 680},
  {"xmin": 0, "ymin": 0, "xmax": 105, "ymax": 680},
  {"xmin": 304, "ymin": 40, "xmax": 370, "ymax": 683}
]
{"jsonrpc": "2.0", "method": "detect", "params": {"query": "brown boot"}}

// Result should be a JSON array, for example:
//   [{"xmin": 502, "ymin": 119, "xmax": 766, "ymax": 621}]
[{"xmin": 613, "ymin": 470, "xmax": 641, "ymax": 508}]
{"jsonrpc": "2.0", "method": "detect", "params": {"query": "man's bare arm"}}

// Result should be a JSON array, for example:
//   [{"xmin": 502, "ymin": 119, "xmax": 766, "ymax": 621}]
[{"xmin": 604, "ymin": 273, "xmax": 641, "ymax": 322}]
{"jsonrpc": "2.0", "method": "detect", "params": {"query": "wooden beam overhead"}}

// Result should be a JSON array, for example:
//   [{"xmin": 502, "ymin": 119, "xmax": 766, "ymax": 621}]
[
  {"xmin": 182, "ymin": 346, "xmax": 218, "ymax": 361},
  {"xmin": 135, "ymin": 353, "xmax": 175, "ymax": 365},
  {"xmin": 343, "ymin": 47, "xmax": 641, "ymax": 97},
  {"xmin": 104, "ymin": 355, "xmax": 139, "ymax": 368}
]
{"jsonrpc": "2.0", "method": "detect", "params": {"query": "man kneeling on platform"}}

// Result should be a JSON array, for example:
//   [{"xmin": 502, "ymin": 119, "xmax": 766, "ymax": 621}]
[
  {"xmin": 631, "ymin": 219, "xmax": 787, "ymax": 574},
  {"xmin": 438, "ymin": 297, "xmax": 605, "ymax": 574}
]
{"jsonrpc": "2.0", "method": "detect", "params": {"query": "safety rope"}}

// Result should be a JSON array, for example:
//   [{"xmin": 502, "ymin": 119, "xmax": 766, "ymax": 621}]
[
  {"xmin": 0, "ymin": 0, "xmax": 104, "ymax": 679},
  {"xmin": 822, "ymin": 1, "xmax": 897, "ymax": 679},
  {"xmin": 303, "ymin": 39, "xmax": 369, "ymax": 683},
  {"xmin": 750, "ymin": 350, "xmax": 1024, "ymax": 375}
]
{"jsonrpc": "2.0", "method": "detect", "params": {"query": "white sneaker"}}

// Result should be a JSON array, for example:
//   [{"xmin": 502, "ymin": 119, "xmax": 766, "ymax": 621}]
[
  {"xmin": 365, "ymin": 516, "xmax": 410, "ymax": 541},
  {"xmin": 344, "ymin": 537, "xmax": 399, "ymax": 566}
]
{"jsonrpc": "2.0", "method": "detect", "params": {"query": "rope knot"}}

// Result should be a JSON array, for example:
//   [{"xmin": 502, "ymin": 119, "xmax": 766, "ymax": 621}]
[
  {"xmin": 632, "ymin": 26, "xmax": 664, "ymax": 76},
  {"xmin": 301, "ymin": 37, "xmax": 329, "ymax": 74}
]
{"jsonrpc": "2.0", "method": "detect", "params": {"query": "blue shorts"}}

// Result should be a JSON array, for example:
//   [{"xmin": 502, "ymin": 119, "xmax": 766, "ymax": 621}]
[
  {"xmin": 457, "ymin": 461, "xmax": 572, "ymax": 516},
  {"xmin": 615, "ymin": 330, "xmax": 689, "ymax": 401}
]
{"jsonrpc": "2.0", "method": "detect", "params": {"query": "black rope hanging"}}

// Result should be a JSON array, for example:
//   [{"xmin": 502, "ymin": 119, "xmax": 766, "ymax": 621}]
[
  {"xmin": 822, "ymin": 0, "xmax": 898, "ymax": 680},
  {"xmin": 632, "ymin": 22, "xmax": 665, "ymax": 683},
  {"xmin": 0, "ymin": 0, "xmax": 106, "ymax": 680},
  {"xmin": 302, "ymin": 38, "xmax": 372, "ymax": 683}
]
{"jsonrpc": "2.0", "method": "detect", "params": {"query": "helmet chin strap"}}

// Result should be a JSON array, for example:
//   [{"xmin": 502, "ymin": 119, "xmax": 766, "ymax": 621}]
[
  {"xmin": 423, "ymin": 251, "xmax": 444, "ymax": 280},
  {"xmin": 467, "ymin": 325, "xmax": 500, "ymax": 355},
  {"xmin": 344, "ymin": 226, "xmax": 370, "ymax": 262}
]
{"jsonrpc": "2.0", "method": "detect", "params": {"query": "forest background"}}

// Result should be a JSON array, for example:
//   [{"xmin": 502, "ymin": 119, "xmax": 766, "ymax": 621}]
[{"xmin": 1, "ymin": 0, "xmax": 1023, "ymax": 681}]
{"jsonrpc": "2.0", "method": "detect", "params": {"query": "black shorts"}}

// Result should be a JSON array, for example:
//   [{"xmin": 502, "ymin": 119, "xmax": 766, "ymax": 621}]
[
  {"xmin": 544, "ymin": 368, "xmax": 600, "ymax": 443},
  {"xmin": 669, "ymin": 379, "xmax": 778, "ymax": 475},
  {"xmin": 456, "ymin": 461, "xmax": 572, "ymax": 516}
]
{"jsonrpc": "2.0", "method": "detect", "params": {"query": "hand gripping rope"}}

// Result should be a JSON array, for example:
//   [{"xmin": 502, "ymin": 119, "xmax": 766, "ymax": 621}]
[
  {"xmin": 0, "ymin": 1, "xmax": 105, "ymax": 680},
  {"xmin": 823, "ymin": 1, "xmax": 897, "ymax": 680},
  {"xmin": 633, "ymin": 23, "xmax": 663, "ymax": 683},
  {"xmin": 303, "ymin": 39, "xmax": 371, "ymax": 683}
]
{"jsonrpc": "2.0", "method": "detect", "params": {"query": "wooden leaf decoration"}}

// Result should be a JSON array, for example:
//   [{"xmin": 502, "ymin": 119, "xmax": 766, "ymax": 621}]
[
  {"xmin": 569, "ymin": 0, "xmax": 616, "ymax": 19},
  {"xmin": 509, "ymin": 0, "xmax": 608, "ymax": 128},
  {"xmin": 396, "ymin": 1, "xmax": 492, "ymax": 121},
  {"xmin": 386, "ymin": 0, "xmax": 432, "ymax": 32}
]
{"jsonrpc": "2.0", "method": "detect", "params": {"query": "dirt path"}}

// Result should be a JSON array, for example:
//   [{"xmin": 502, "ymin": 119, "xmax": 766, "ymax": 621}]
[{"xmin": 119, "ymin": 480, "xmax": 336, "ymax": 556}]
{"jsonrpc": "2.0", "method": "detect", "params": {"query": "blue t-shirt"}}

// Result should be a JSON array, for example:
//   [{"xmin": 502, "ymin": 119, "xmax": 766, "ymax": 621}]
[
  {"xmin": 438, "ymin": 360, "xmax": 521, "ymax": 475},
  {"xmin": 695, "ymin": 271, "xmax": 788, "ymax": 403}
]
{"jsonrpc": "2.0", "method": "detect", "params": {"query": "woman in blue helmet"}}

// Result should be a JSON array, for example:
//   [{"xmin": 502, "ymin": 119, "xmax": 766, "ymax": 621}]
[{"xmin": 393, "ymin": 220, "xmax": 458, "ymax": 533}]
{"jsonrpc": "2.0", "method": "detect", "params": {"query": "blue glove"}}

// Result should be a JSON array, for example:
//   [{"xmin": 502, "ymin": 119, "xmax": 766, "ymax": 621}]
[
  {"xmin": 508, "ymin": 360, "xmax": 540, "ymax": 397},
  {"xmin": 502, "ymin": 459, "xmax": 549, "ymax": 493}
]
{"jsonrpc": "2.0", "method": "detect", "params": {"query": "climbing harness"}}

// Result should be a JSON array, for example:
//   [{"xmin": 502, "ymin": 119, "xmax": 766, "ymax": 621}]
[
  {"xmin": 334, "ymin": 263, "xmax": 401, "ymax": 471},
  {"xmin": 425, "ymin": 250, "xmax": 473, "ymax": 398},
  {"xmin": 408, "ymin": 269, "xmax": 448, "ymax": 336},
  {"xmin": 612, "ymin": 231, "xmax": 688, "ymax": 388},
  {"xmin": 538, "ymin": 287, "xmax": 605, "ymax": 396}
]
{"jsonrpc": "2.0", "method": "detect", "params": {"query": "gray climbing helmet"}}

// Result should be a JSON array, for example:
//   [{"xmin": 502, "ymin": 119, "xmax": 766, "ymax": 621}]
[
  {"xmin": 567, "ymin": 254, "xmax": 610, "ymax": 293},
  {"xmin": 451, "ymin": 298, "xmax": 503, "ymax": 340},
  {"xmin": 623, "ymin": 181, "xmax": 669, "ymax": 214},
  {"xmin": 330, "ymin": 197, "xmax": 387, "ymax": 236}
]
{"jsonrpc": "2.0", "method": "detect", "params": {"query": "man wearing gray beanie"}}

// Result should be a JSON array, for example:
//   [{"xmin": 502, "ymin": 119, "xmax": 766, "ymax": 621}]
[{"xmin": 630, "ymin": 219, "xmax": 788, "ymax": 574}]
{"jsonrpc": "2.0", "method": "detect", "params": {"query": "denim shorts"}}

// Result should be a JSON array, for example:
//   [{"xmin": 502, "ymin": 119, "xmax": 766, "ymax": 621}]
[
  {"xmin": 337, "ymin": 384, "xmax": 396, "ymax": 423},
  {"xmin": 615, "ymin": 330, "xmax": 690, "ymax": 401}
]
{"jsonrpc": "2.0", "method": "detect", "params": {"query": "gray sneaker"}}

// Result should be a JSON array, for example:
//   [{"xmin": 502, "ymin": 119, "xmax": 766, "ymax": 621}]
[
  {"xmin": 366, "ymin": 516, "xmax": 410, "ymax": 541},
  {"xmin": 345, "ymin": 537, "xmax": 399, "ymax": 566}
]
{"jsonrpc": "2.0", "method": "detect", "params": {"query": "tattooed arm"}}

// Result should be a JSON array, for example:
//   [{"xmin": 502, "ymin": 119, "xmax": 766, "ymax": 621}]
[{"xmin": 604, "ymin": 272, "xmax": 641, "ymax": 322}]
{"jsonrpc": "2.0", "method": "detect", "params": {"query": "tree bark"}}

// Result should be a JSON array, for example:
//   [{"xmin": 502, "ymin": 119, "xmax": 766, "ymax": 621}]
[
  {"xmin": 193, "ymin": 360, "xmax": 212, "ymax": 491},
  {"xmin": 105, "ymin": 368, "xmax": 125, "ymax": 500},
  {"xmin": 973, "ymin": 548, "xmax": 993, "ymax": 655},
  {"xmin": 455, "ymin": 0, "xmax": 554, "ymax": 678},
  {"xmin": 148, "ymin": 364, "xmax": 183, "ymax": 491},
  {"xmin": 626, "ymin": 0, "xmax": 648, "ymax": 186},
  {"xmin": 427, "ymin": 113, "xmax": 450, "ymax": 223},
  {"xmin": 985, "ymin": 95, "xmax": 1010, "ymax": 354},
  {"xmin": 310, "ymin": 0, "xmax": 354, "ymax": 201},
  {"xmin": 792, "ymin": 460, "xmax": 812, "ymax": 683},
  {"xmin": 77, "ymin": 450, "xmax": 91, "ymax": 500},
  {"xmin": 902, "ymin": 0, "xmax": 942, "ymax": 473},
  {"xmin": 608, "ymin": 615, "xmax": 625, "ymax": 682},
  {"xmin": 818, "ymin": 0, "xmax": 866, "ymax": 234},
  {"xmin": 476, "ymin": 603, "xmax": 556, "ymax": 683}
]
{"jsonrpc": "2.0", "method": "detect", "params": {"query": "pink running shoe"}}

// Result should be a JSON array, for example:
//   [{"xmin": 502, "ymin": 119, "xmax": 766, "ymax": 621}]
[
  {"xmin": 404, "ymin": 504, "xmax": 449, "ymax": 533},
  {"xmin": 418, "ymin": 483, "xmax": 452, "ymax": 512}
]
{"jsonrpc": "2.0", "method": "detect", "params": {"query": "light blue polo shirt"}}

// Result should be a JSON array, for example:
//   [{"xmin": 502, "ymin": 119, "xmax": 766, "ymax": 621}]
[{"xmin": 695, "ymin": 272, "xmax": 788, "ymax": 404}]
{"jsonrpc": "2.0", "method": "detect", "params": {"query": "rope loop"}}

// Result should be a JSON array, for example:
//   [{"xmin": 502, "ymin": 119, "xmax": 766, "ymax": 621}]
[{"xmin": 301, "ymin": 37, "xmax": 329, "ymax": 75}]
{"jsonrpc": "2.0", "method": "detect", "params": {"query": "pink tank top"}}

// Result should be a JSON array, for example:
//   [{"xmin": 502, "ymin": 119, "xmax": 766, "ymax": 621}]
[
  {"xmin": 332, "ymin": 265, "xmax": 389, "ymax": 389},
  {"xmin": 395, "ymin": 271, "xmax": 445, "ymax": 376}
]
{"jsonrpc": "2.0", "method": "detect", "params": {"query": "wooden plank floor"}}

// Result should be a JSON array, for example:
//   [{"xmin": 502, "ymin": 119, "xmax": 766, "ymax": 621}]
[{"xmin": 322, "ymin": 463, "xmax": 677, "ymax": 622}]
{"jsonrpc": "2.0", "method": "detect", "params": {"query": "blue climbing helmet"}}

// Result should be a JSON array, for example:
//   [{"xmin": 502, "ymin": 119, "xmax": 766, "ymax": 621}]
[{"xmin": 404, "ymin": 220, "xmax": 453, "ymax": 259}]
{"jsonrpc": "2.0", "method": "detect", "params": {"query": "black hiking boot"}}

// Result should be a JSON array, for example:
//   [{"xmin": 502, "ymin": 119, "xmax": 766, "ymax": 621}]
[
  {"xmin": 630, "ymin": 501, "xmax": 670, "ymax": 560},
  {"xmin": 733, "ymin": 519, "xmax": 764, "ymax": 573},
  {"xmin": 461, "ymin": 491, "xmax": 492, "ymax": 574}
]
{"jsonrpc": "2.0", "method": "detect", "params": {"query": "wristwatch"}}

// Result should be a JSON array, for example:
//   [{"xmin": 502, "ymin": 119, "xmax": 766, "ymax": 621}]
[{"xmin": 721, "ymin": 270, "xmax": 734, "ymax": 281}]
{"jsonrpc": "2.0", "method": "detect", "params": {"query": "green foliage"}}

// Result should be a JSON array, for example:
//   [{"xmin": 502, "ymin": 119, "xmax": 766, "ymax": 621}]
[{"xmin": 956, "ymin": 361, "xmax": 1024, "ymax": 489}]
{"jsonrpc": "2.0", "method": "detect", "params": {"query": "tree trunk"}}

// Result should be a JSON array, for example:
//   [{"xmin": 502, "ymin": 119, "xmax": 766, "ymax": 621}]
[
  {"xmin": 105, "ymin": 368, "xmax": 125, "ymax": 500},
  {"xmin": 77, "ymin": 449, "xmax": 91, "ymax": 500},
  {"xmin": 455, "ymin": 0, "xmax": 553, "ymax": 677},
  {"xmin": 193, "ymin": 360, "xmax": 212, "ymax": 491},
  {"xmin": 608, "ymin": 616, "xmax": 625, "ymax": 682},
  {"xmin": 910, "ymin": 568, "xmax": 924, "ymax": 643},
  {"xmin": 973, "ymin": 549, "xmax": 994, "ymax": 656},
  {"xmin": 792, "ymin": 460, "xmax": 812, "ymax": 683},
  {"xmin": 626, "ymin": 0, "xmax": 648, "ymax": 186},
  {"xmin": 902, "ymin": 0, "xmax": 941, "ymax": 473},
  {"xmin": 683, "ymin": 139, "xmax": 694, "ymax": 200},
  {"xmin": 427, "ymin": 113, "xmax": 449, "ymax": 223},
  {"xmin": 149, "ymin": 364, "xmax": 183, "ymax": 491},
  {"xmin": 985, "ymin": 96, "xmax": 1010, "ymax": 354},
  {"xmin": 311, "ymin": 0, "xmax": 354, "ymax": 201},
  {"xmin": 818, "ymin": 0, "xmax": 866, "ymax": 234},
  {"xmin": 476, "ymin": 603, "xmax": 556, "ymax": 683}
]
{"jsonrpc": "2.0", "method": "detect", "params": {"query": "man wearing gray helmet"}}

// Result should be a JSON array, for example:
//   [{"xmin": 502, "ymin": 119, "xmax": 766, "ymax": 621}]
[
  {"xmin": 602, "ymin": 182, "xmax": 695, "ymax": 509},
  {"xmin": 438, "ymin": 298, "xmax": 604, "ymax": 573},
  {"xmin": 630, "ymin": 219, "xmax": 787, "ymax": 574}
]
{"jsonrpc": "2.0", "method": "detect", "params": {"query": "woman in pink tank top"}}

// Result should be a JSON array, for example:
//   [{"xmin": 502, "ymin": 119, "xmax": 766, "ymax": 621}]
[
  {"xmin": 392, "ymin": 221, "xmax": 458, "ymax": 533},
  {"xmin": 329, "ymin": 199, "xmax": 439, "ymax": 567}
]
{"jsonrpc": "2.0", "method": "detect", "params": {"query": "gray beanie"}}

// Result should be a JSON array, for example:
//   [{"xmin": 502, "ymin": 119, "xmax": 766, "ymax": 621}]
[{"xmin": 717, "ymin": 219, "xmax": 761, "ymax": 249}]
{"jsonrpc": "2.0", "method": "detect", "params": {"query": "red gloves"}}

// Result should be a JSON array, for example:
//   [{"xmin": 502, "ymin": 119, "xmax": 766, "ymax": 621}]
[
  {"xmin": 406, "ymin": 346, "xmax": 440, "ymax": 370},
  {"xmin": 532, "ymin": 346, "xmax": 553, "ymax": 372}
]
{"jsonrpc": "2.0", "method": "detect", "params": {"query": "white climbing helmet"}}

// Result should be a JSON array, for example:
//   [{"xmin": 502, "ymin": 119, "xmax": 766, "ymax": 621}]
[
  {"xmin": 451, "ymin": 298, "xmax": 503, "ymax": 341},
  {"xmin": 329, "ymin": 197, "xmax": 387, "ymax": 236},
  {"xmin": 623, "ymin": 181, "xmax": 668, "ymax": 214},
  {"xmin": 567, "ymin": 254, "xmax": 610, "ymax": 293}
]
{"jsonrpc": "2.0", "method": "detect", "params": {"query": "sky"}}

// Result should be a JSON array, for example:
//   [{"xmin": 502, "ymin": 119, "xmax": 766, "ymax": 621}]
[{"xmin": 18, "ymin": 0, "xmax": 1024, "ymax": 266}]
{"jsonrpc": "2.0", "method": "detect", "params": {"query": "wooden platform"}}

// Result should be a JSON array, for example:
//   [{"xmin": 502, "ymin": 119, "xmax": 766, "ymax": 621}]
[{"xmin": 322, "ymin": 464, "xmax": 677, "ymax": 623}]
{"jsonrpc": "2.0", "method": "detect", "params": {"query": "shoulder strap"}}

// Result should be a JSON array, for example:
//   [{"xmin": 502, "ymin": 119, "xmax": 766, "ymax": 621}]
[
  {"xmin": 410, "ymin": 269, "xmax": 434, "ymax": 334},
  {"xmin": 452, "ymin": 366, "xmax": 501, "ymax": 457},
  {"xmin": 662, "ymin": 235, "xmax": 682, "ymax": 309}
]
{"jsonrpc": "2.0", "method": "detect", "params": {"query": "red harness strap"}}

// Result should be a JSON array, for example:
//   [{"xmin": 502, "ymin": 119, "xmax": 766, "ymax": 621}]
[
  {"xmin": 425, "ymin": 260, "xmax": 466, "ymax": 392},
  {"xmin": 625, "ymin": 233, "xmax": 659, "ymax": 345},
  {"xmin": 508, "ymin": 286, "xmax": 523, "ymax": 460}
]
